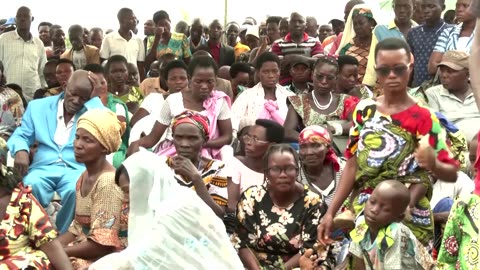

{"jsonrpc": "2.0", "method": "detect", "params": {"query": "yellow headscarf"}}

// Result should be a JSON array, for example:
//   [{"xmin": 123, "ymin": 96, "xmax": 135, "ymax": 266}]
[{"xmin": 77, "ymin": 109, "xmax": 125, "ymax": 154}]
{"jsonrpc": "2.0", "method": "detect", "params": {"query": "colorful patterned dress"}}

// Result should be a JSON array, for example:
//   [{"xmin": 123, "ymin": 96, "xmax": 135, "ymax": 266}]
[
  {"xmin": 345, "ymin": 99, "xmax": 459, "ymax": 245},
  {"xmin": 231, "ymin": 183, "xmax": 326, "ymax": 269},
  {"xmin": 339, "ymin": 43, "xmax": 370, "ymax": 83},
  {"xmin": 437, "ymin": 194, "xmax": 480, "ymax": 270},
  {"xmin": 288, "ymin": 93, "xmax": 359, "ymax": 128},
  {"xmin": 0, "ymin": 185, "xmax": 58, "ymax": 270},
  {"xmin": 164, "ymin": 156, "xmax": 229, "ymax": 207},
  {"xmin": 68, "ymin": 172, "xmax": 127, "ymax": 268}
]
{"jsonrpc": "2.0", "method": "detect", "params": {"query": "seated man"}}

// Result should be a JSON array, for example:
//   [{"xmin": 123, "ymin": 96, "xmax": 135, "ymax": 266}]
[
  {"xmin": 425, "ymin": 50, "xmax": 480, "ymax": 143},
  {"xmin": 7, "ymin": 70, "xmax": 105, "ymax": 233}
]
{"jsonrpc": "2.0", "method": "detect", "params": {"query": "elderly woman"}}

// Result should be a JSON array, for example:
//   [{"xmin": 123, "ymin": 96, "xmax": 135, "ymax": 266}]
[
  {"xmin": 231, "ymin": 52, "xmax": 294, "ymax": 134},
  {"xmin": 336, "ymin": 4, "xmax": 377, "ymax": 83},
  {"xmin": 154, "ymin": 111, "xmax": 230, "ymax": 217},
  {"xmin": 284, "ymin": 56, "xmax": 359, "ymax": 142},
  {"xmin": 56, "ymin": 109, "xmax": 127, "ymax": 269},
  {"xmin": 0, "ymin": 138, "xmax": 72, "ymax": 269},
  {"xmin": 0, "ymin": 61, "xmax": 24, "ymax": 138},
  {"xmin": 128, "ymin": 56, "xmax": 232, "ymax": 160},
  {"xmin": 298, "ymin": 125, "xmax": 343, "ymax": 208},
  {"xmin": 232, "ymin": 144, "xmax": 326, "ymax": 270},
  {"xmin": 89, "ymin": 151, "xmax": 243, "ymax": 270}
]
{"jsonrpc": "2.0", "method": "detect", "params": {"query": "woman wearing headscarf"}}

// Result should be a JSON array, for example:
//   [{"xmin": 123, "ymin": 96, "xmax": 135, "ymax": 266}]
[
  {"xmin": 155, "ymin": 110, "xmax": 230, "ymax": 217},
  {"xmin": 0, "ymin": 137, "xmax": 73, "ymax": 270},
  {"xmin": 89, "ymin": 151, "xmax": 243, "ymax": 270},
  {"xmin": 298, "ymin": 126, "xmax": 343, "ymax": 208},
  {"xmin": 56, "ymin": 109, "xmax": 127, "ymax": 269},
  {"xmin": 336, "ymin": 4, "xmax": 377, "ymax": 83}
]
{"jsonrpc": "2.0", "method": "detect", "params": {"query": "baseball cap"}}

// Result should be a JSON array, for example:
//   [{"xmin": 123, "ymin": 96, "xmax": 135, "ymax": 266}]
[{"xmin": 437, "ymin": 50, "xmax": 469, "ymax": 71}]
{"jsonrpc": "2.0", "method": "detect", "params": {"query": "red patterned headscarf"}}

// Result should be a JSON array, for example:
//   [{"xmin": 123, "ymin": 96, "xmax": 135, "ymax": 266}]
[
  {"xmin": 299, "ymin": 125, "xmax": 340, "ymax": 172},
  {"xmin": 172, "ymin": 111, "xmax": 210, "ymax": 140}
]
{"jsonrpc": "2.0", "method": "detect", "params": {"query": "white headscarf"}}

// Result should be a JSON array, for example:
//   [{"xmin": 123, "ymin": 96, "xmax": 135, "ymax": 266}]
[{"xmin": 90, "ymin": 151, "xmax": 243, "ymax": 270}]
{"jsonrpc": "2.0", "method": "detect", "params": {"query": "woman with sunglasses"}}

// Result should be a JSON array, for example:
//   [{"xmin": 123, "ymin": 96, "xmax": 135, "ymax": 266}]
[
  {"xmin": 226, "ymin": 119, "xmax": 284, "ymax": 212},
  {"xmin": 318, "ymin": 38, "xmax": 460, "ymax": 247},
  {"xmin": 284, "ymin": 57, "xmax": 359, "ymax": 142},
  {"xmin": 232, "ymin": 144, "xmax": 325, "ymax": 270}
]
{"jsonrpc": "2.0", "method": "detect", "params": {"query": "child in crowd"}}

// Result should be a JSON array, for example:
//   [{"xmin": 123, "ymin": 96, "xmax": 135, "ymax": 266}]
[
  {"xmin": 301, "ymin": 180, "xmax": 432, "ymax": 270},
  {"xmin": 348, "ymin": 180, "xmax": 433, "ymax": 270}
]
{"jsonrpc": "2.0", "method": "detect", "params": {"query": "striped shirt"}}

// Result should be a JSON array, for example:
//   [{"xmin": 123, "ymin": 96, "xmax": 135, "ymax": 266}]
[
  {"xmin": 0, "ymin": 30, "xmax": 47, "ymax": 100},
  {"xmin": 433, "ymin": 23, "xmax": 475, "ymax": 53},
  {"xmin": 271, "ymin": 32, "xmax": 323, "ymax": 57}
]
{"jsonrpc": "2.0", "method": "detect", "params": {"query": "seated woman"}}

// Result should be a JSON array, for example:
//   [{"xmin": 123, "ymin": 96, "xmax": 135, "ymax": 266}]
[
  {"xmin": 231, "ymin": 52, "xmax": 294, "ymax": 134},
  {"xmin": 45, "ymin": 58, "xmax": 75, "ymax": 97},
  {"xmin": 56, "ymin": 109, "xmax": 127, "ymax": 269},
  {"xmin": 0, "ymin": 138, "xmax": 73, "ymax": 270},
  {"xmin": 298, "ymin": 125, "xmax": 343, "ymax": 208},
  {"xmin": 130, "ymin": 60, "xmax": 189, "ymax": 127},
  {"xmin": 0, "ymin": 61, "xmax": 24, "ymax": 138},
  {"xmin": 227, "ymin": 119, "xmax": 284, "ymax": 212},
  {"xmin": 89, "ymin": 151, "xmax": 243, "ymax": 270},
  {"xmin": 84, "ymin": 64, "xmax": 129, "ymax": 168},
  {"xmin": 232, "ymin": 144, "xmax": 326, "ymax": 270},
  {"xmin": 336, "ymin": 55, "xmax": 373, "ymax": 99},
  {"xmin": 154, "ymin": 111, "xmax": 229, "ymax": 217},
  {"xmin": 105, "ymin": 55, "xmax": 144, "ymax": 114},
  {"xmin": 128, "ymin": 56, "xmax": 232, "ymax": 160},
  {"xmin": 284, "ymin": 56, "xmax": 359, "ymax": 142}
]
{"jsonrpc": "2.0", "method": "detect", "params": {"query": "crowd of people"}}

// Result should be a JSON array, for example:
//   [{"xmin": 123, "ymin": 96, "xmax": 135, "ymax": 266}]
[{"xmin": 0, "ymin": 0, "xmax": 479, "ymax": 269}]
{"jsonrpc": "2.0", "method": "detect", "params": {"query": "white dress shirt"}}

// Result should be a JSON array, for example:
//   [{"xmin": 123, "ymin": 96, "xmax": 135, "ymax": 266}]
[{"xmin": 54, "ymin": 99, "xmax": 75, "ymax": 147}]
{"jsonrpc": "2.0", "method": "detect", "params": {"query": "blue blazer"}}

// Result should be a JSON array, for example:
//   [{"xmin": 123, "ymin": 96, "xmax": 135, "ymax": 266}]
[{"xmin": 8, "ymin": 93, "xmax": 105, "ymax": 171}]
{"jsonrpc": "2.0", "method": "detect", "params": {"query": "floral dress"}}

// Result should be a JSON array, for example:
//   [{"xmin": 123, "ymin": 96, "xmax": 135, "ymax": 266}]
[
  {"xmin": 0, "ymin": 184, "xmax": 58, "ymax": 270},
  {"xmin": 288, "ymin": 93, "xmax": 359, "ymax": 128},
  {"xmin": 68, "ymin": 172, "xmax": 127, "ymax": 268},
  {"xmin": 437, "ymin": 194, "xmax": 480, "ymax": 269},
  {"xmin": 345, "ymin": 99, "xmax": 459, "ymax": 245},
  {"xmin": 231, "ymin": 183, "xmax": 325, "ymax": 269}
]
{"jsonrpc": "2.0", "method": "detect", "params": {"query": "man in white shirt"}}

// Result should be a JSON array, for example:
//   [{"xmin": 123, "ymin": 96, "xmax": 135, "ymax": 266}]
[
  {"xmin": 0, "ymin": 6, "xmax": 47, "ymax": 100},
  {"xmin": 8, "ymin": 70, "xmax": 105, "ymax": 233},
  {"xmin": 100, "ymin": 8, "xmax": 145, "ymax": 82}
]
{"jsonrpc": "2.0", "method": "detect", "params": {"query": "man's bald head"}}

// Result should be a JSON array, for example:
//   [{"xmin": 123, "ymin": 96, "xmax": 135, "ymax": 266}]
[{"xmin": 63, "ymin": 70, "xmax": 95, "ymax": 114}]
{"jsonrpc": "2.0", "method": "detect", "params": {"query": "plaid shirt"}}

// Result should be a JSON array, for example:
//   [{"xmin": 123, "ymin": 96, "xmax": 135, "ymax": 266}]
[
  {"xmin": 433, "ymin": 23, "xmax": 475, "ymax": 53},
  {"xmin": 0, "ymin": 30, "xmax": 47, "ymax": 100}
]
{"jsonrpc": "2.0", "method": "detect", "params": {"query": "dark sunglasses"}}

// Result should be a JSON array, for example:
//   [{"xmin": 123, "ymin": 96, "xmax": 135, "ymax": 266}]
[{"xmin": 374, "ymin": 65, "xmax": 409, "ymax": 77}]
